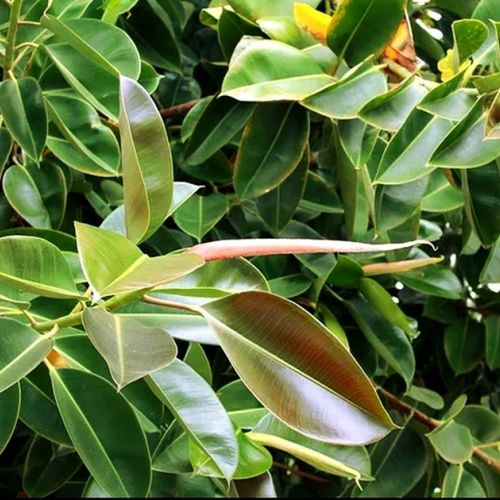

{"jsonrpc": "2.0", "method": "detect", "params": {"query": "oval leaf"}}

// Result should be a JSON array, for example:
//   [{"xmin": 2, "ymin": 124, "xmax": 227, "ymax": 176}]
[
  {"xmin": 82, "ymin": 307, "xmax": 177, "ymax": 389},
  {"xmin": 119, "ymin": 76, "xmax": 174, "ymax": 243},
  {"xmin": 200, "ymin": 291, "xmax": 396, "ymax": 445}
]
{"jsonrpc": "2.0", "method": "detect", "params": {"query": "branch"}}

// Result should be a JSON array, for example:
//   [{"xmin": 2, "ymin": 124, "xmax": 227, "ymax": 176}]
[
  {"xmin": 186, "ymin": 238, "xmax": 433, "ymax": 262},
  {"xmin": 378, "ymin": 388, "xmax": 500, "ymax": 475},
  {"xmin": 159, "ymin": 99, "xmax": 201, "ymax": 120},
  {"xmin": 272, "ymin": 461, "xmax": 332, "ymax": 484},
  {"xmin": 3, "ymin": 0, "xmax": 23, "ymax": 78}
]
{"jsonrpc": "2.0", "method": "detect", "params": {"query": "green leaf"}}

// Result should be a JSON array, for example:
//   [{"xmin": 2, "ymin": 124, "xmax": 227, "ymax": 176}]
[
  {"xmin": 326, "ymin": 0, "xmax": 406, "ymax": 66},
  {"xmin": 257, "ymin": 16, "xmax": 316, "ymax": 49},
  {"xmin": 359, "ymin": 77, "xmax": 427, "ymax": 132},
  {"xmin": 453, "ymin": 19, "xmax": 490, "ymax": 64},
  {"xmin": 44, "ymin": 43, "xmax": 121, "ymax": 118},
  {"xmin": 0, "ymin": 236, "xmax": 82, "ymax": 299},
  {"xmin": 75, "ymin": 223, "xmax": 204, "ymax": 300},
  {"xmin": 462, "ymin": 161, "xmax": 500, "ymax": 246},
  {"xmin": 0, "ymin": 129, "xmax": 12, "ymax": 177},
  {"xmin": 50, "ymin": 367, "xmax": 151, "ymax": 497},
  {"xmin": 102, "ymin": 0, "xmax": 139, "ymax": 24},
  {"xmin": 185, "ymin": 97, "xmax": 254, "ymax": 165},
  {"xmin": 455, "ymin": 405, "xmax": 500, "ymax": 444},
  {"xmin": 184, "ymin": 342, "xmax": 212, "ymax": 385},
  {"xmin": 235, "ymin": 103, "xmax": 309, "ymax": 199},
  {"xmin": 119, "ymin": 76, "xmax": 174, "ymax": 243},
  {"xmin": 444, "ymin": 317, "xmax": 484, "ymax": 375},
  {"xmin": 256, "ymin": 146, "xmax": 308, "ymax": 232},
  {"xmin": 3, "ymin": 162, "xmax": 67, "ymax": 230},
  {"xmin": 201, "ymin": 291, "xmax": 396, "ymax": 445},
  {"xmin": 484, "ymin": 316, "xmax": 500, "ymax": 370},
  {"xmin": 82, "ymin": 307, "xmax": 177, "ymax": 389},
  {"xmin": 355, "ymin": 427, "xmax": 427, "ymax": 497},
  {"xmin": 46, "ymin": 93, "xmax": 120, "ymax": 177},
  {"xmin": 0, "ymin": 383, "xmax": 20, "ymax": 454},
  {"xmin": 338, "ymin": 119, "xmax": 379, "ymax": 168},
  {"xmin": 328, "ymin": 256, "xmax": 364, "ymax": 289},
  {"xmin": 480, "ymin": 237, "xmax": 500, "ymax": 283},
  {"xmin": 358, "ymin": 278, "xmax": 414, "ymax": 335},
  {"xmin": 23, "ymin": 436, "xmax": 82, "ymax": 498},
  {"xmin": 3, "ymin": 165, "xmax": 51, "ymax": 229},
  {"xmin": 406, "ymin": 385, "xmax": 445, "ymax": 411},
  {"xmin": 421, "ymin": 170, "xmax": 464, "ymax": 213},
  {"xmin": 147, "ymin": 359, "xmax": 238, "ymax": 482},
  {"xmin": 250, "ymin": 414, "xmax": 371, "ymax": 480},
  {"xmin": 0, "ymin": 77, "xmax": 47, "ymax": 162},
  {"xmin": 122, "ymin": 0, "xmax": 181, "ymax": 72},
  {"xmin": 442, "ymin": 465, "xmax": 486, "ymax": 498},
  {"xmin": 0, "ymin": 318, "xmax": 53, "ymax": 393},
  {"xmin": 301, "ymin": 64, "xmax": 387, "ymax": 119},
  {"xmin": 396, "ymin": 251, "xmax": 463, "ymax": 300},
  {"xmin": 41, "ymin": 16, "xmax": 140, "ymax": 79},
  {"xmin": 345, "ymin": 296, "xmax": 415, "ymax": 389},
  {"xmin": 221, "ymin": 37, "xmax": 335, "ymax": 101},
  {"xmin": 430, "ymin": 100, "xmax": 500, "ymax": 168},
  {"xmin": 427, "ymin": 420, "xmax": 475, "ymax": 463},
  {"xmin": 228, "ymin": 0, "xmax": 320, "ymax": 21},
  {"xmin": 375, "ymin": 108, "xmax": 454, "ymax": 185},
  {"xmin": 173, "ymin": 193, "xmax": 229, "ymax": 242},
  {"xmin": 20, "ymin": 366, "xmax": 71, "ymax": 446}
]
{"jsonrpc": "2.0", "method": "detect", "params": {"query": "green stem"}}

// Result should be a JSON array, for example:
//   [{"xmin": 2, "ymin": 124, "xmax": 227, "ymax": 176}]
[{"xmin": 3, "ymin": 0, "xmax": 23, "ymax": 79}]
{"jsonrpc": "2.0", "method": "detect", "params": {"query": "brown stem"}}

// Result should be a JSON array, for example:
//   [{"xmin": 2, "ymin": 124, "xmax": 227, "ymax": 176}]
[
  {"xmin": 186, "ymin": 238, "xmax": 432, "ymax": 262},
  {"xmin": 159, "ymin": 99, "xmax": 201, "ymax": 120},
  {"xmin": 272, "ymin": 462, "xmax": 332, "ymax": 484},
  {"xmin": 379, "ymin": 388, "xmax": 500, "ymax": 475}
]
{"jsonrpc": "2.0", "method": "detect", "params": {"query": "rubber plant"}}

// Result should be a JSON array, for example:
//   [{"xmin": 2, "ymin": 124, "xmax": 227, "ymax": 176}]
[{"xmin": 0, "ymin": 0, "xmax": 499, "ymax": 498}]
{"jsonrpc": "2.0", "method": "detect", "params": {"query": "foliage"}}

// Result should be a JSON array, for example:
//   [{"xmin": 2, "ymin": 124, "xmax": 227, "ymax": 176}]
[{"xmin": 0, "ymin": 0, "xmax": 499, "ymax": 498}]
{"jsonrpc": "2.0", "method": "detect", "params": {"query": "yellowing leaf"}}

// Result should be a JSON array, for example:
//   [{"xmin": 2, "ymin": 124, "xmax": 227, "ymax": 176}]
[
  {"xmin": 438, "ymin": 49, "xmax": 469, "ymax": 82},
  {"xmin": 293, "ymin": 3, "xmax": 331, "ymax": 44}
]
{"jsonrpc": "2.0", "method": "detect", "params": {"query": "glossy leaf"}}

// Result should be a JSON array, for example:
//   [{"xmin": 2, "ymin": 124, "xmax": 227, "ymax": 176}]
[
  {"xmin": 0, "ymin": 77, "xmax": 47, "ymax": 162},
  {"xmin": 256, "ymin": 147, "xmax": 308, "ymax": 232},
  {"xmin": 346, "ymin": 296, "xmax": 415, "ymax": 389},
  {"xmin": 173, "ymin": 193, "xmax": 229, "ymax": 242},
  {"xmin": 355, "ymin": 427, "xmax": 427, "ymax": 497},
  {"xmin": 147, "ymin": 359, "xmax": 238, "ymax": 482},
  {"xmin": 0, "ymin": 318, "xmax": 53, "ymax": 393},
  {"xmin": 200, "ymin": 291, "xmax": 396, "ymax": 445},
  {"xmin": 462, "ymin": 161, "xmax": 500, "ymax": 246},
  {"xmin": 359, "ymin": 77, "xmax": 427, "ymax": 132},
  {"xmin": 82, "ymin": 307, "xmax": 177, "ymax": 389},
  {"xmin": 375, "ymin": 108, "xmax": 454, "ymax": 185},
  {"xmin": 75, "ymin": 223, "xmax": 203, "ymax": 299},
  {"xmin": 20, "ymin": 366, "xmax": 71, "ymax": 446},
  {"xmin": 430, "ymin": 100, "xmax": 500, "ymax": 168},
  {"xmin": 228, "ymin": 0, "xmax": 320, "ymax": 21},
  {"xmin": 0, "ymin": 236, "xmax": 81, "ymax": 298},
  {"xmin": 442, "ymin": 465, "xmax": 486, "ymax": 498},
  {"xmin": 427, "ymin": 420, "xmax": 474, "ymax": 463},
  {"xmin": 46, "ymin": 93, "xmax": 120, "ymax": 177},
  {"xmin": 50, "ymin": 368, "xmax": 151, "ymax": 496},
  {"xmin": 185, "ymin": 97, "xmax": 254, "ymax": 165},
  {"xmin": 234, "ymin": 103, "xmax": 309, "ymax": 199},
  {"xmin": 221, "ymin": 37, "xmax": 335, "ymax": 101},
  {"xmin": 444, "ymin": 318, "xmax": 484, "ymax": 375},
  {"xmin": 23, "ymin": 436, "xmax": 82, "ymax": 498},
  {"xmin": 326, "ymin": 0, "xmax": 406, "ymax": 66},
  {"xmin": 119, "ymin": 76, "xmax": 173, "ymax": 243},
  {"xmin": 0, "ymin": 383, "xmax": 20, "ymax": 454},
  {"xmin": 301, "ymin": 65, "xmax": 387, "ymax": 119},
  {"xmin": 421, "ymin": 170, "xmax": 464, "ymax": 213},
  {"xmin": 41, "ymin": 16, "xmax": 140, "ymax": 78}
]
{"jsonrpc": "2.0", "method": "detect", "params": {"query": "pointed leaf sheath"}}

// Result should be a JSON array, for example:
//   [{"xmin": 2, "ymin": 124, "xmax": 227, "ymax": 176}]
[
  {"xmin": 119, "ymin": 76, "xmax": 173, "ymax": 243},
  {"xmin": 201, "ymin": 291, "xmax": 396, "ymax": 445}
]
